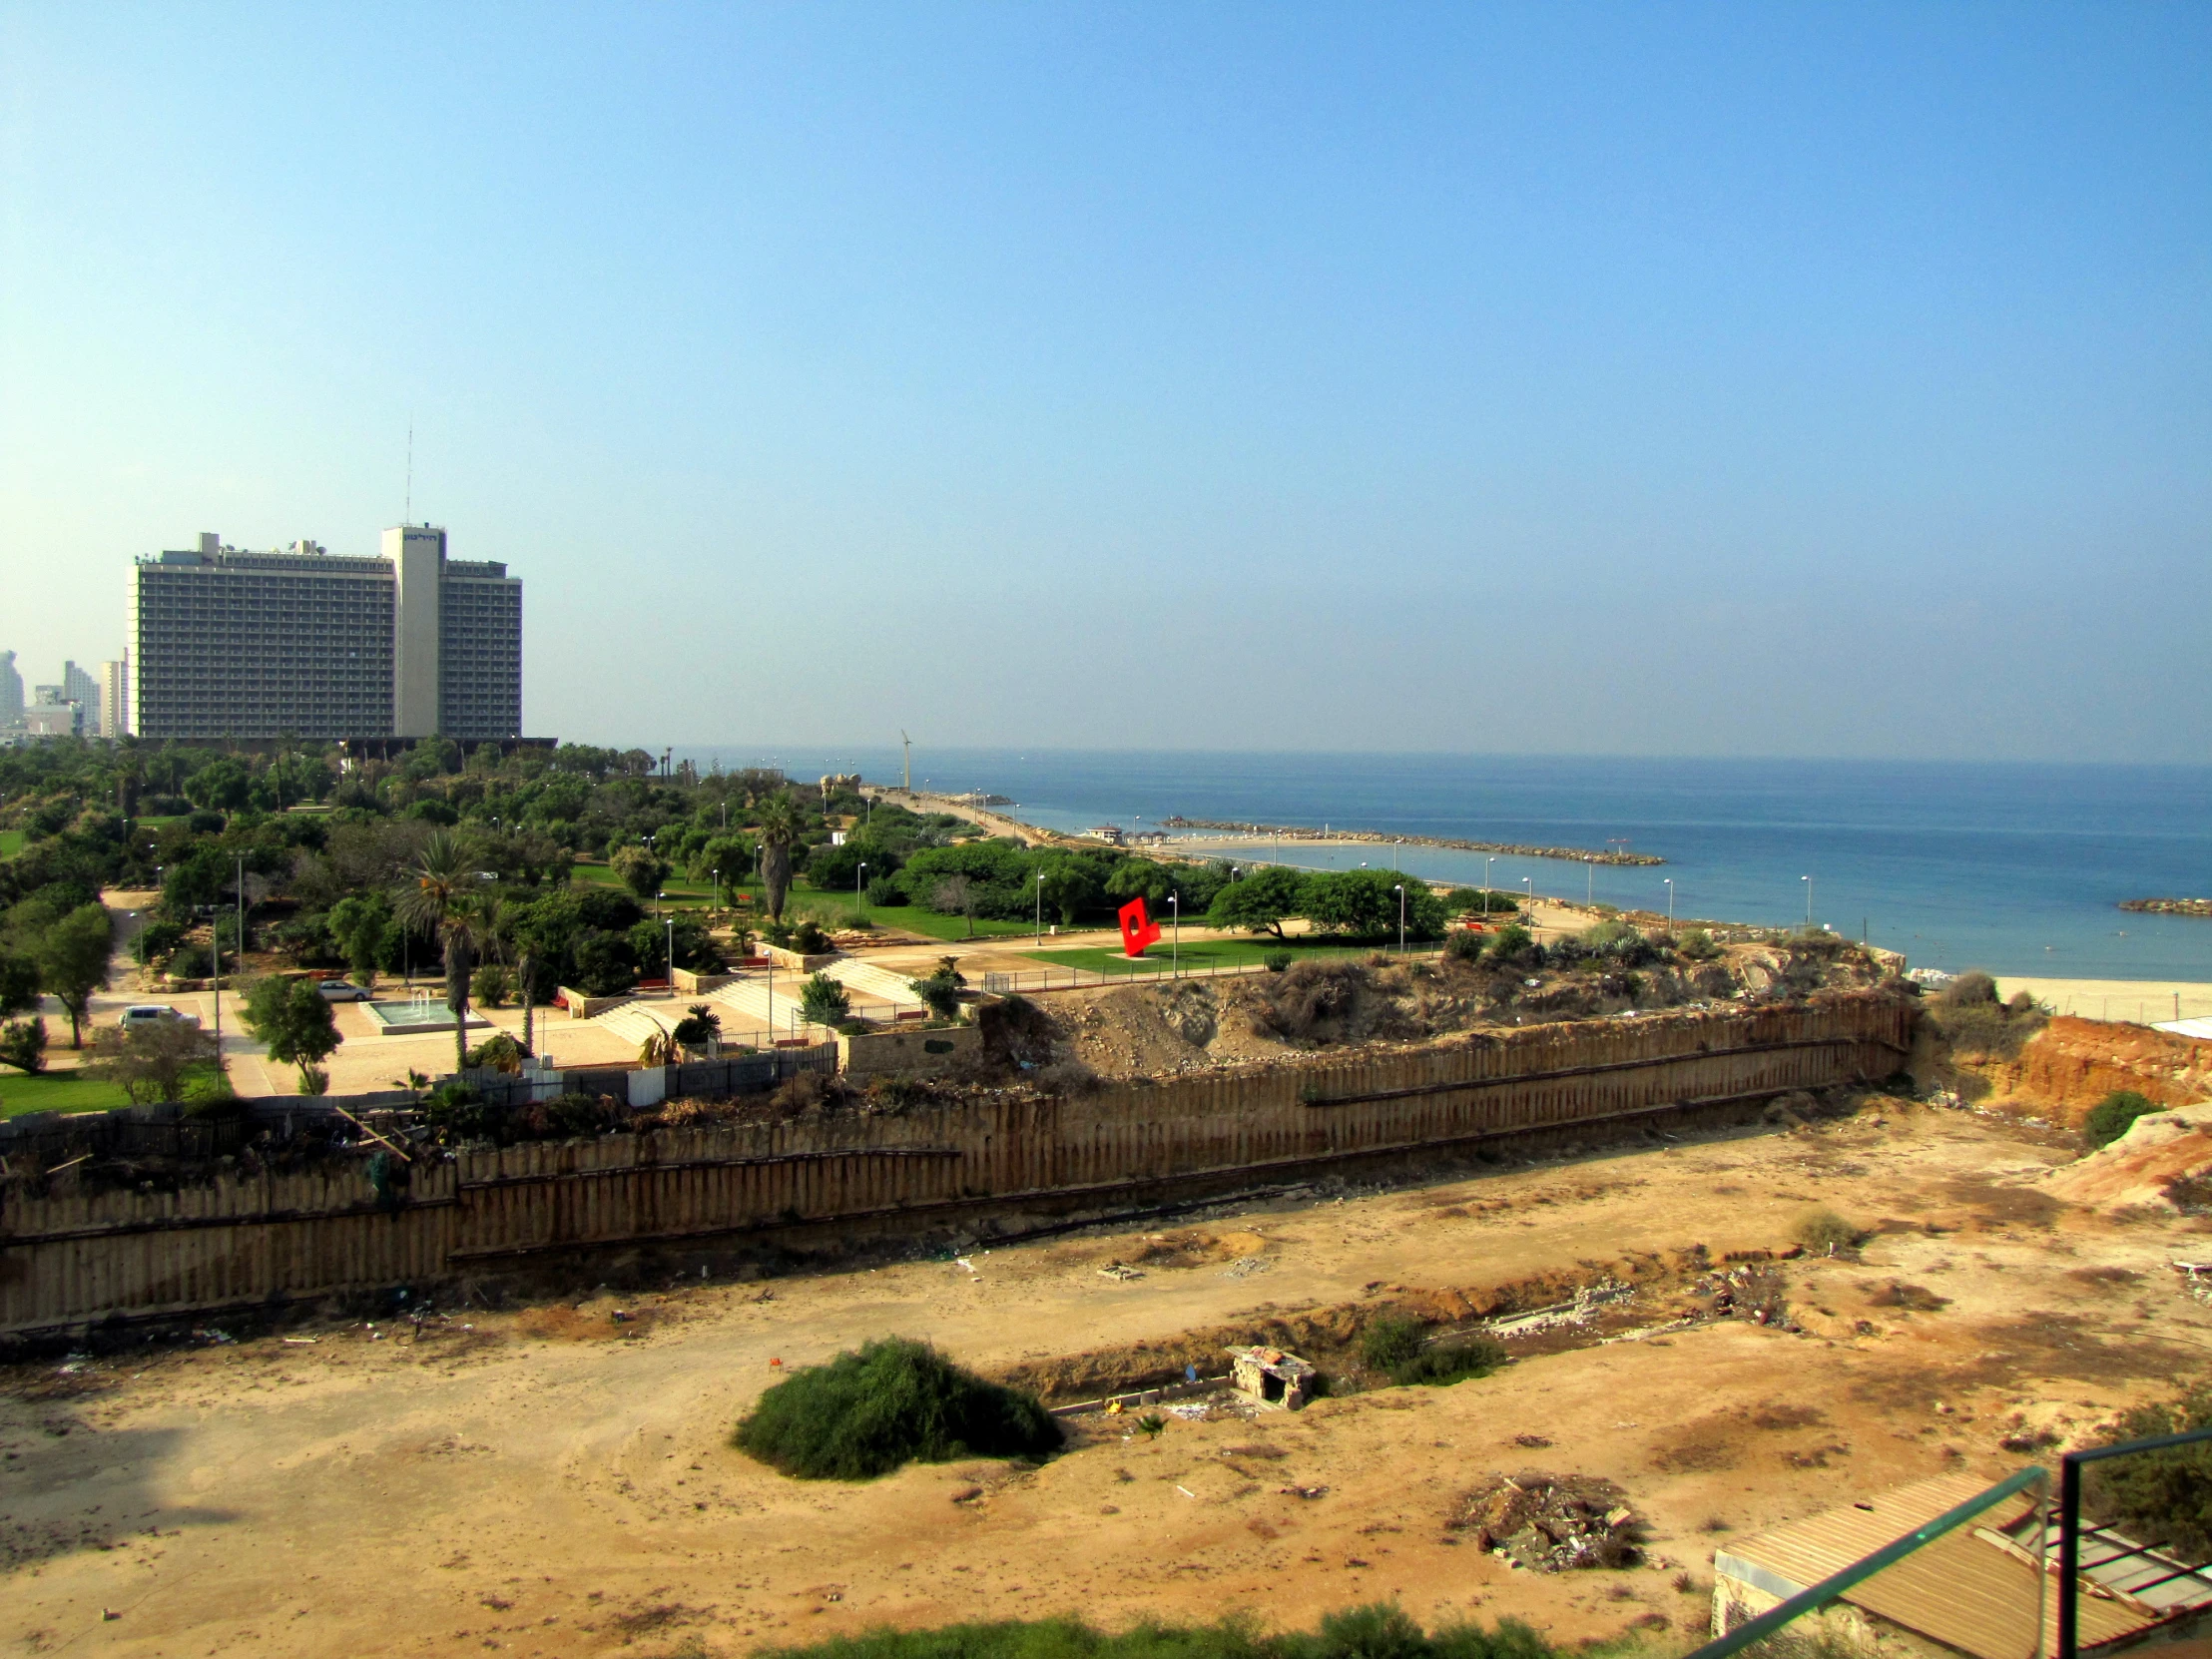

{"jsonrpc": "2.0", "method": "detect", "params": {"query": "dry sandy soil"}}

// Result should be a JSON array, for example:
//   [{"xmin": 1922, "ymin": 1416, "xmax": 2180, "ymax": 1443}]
[{"xmin": 7, "ymin": 1100, "xmax": 2211, "ymax": 1659}]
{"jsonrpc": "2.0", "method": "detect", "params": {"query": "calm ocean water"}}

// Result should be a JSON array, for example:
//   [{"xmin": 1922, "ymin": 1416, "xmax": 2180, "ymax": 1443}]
[{"xmin": 678, "ymin": 747, "xmax": 2212, "ymax": 983}]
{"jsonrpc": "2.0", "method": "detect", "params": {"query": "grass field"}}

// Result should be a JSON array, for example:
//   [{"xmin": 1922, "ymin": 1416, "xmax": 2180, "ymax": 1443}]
[
  {"xmin": 1026, "ymin": 935, "xmax": 1416, "ymax": 976},
  {"xmin": 0, "ymin": 1070, "xmax": 136, "ymax": 1118},
  {"xmin": 0, "ymin": 830, "xmax": 25, "ymax": 857},
  {"xmin": 0, "ymin": 1059, "xmax": 233, "ymax": 1120}
]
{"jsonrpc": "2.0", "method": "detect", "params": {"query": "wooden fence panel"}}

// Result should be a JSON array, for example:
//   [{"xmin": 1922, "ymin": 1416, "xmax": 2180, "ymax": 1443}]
[{"xmin": 0, "ymin": 995, "xmax": 1909, "ymax": 1334}]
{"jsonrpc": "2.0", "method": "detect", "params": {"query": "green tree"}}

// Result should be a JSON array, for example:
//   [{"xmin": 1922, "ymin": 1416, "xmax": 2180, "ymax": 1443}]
[
  {"xmin": 394, "ymin": 830, "xmax": 481, "ymax": 1073},
  {"xmin": 1206, "ymin": 866, "xmax": 1305, "ymax": 939},
  {"xmin": 325, "ymin": 891, "xmax": 393, "ymax": 986},
  {"xmin": 37, "ymin": 902, "xmax": 112, "ymax": 1048},
  {"xmin": 611, "ymin": 843, "xmax": 670, "ymax": 904},
  {"xmin": 183, "ymin": 756, "xmax": 252, "ymax": 812},
  {"xmin": 1035, "ymin": 853, "xmax": 1108, "ymax": 926},
  {"xmin": 800, "ymin": 971, "xmax": 851, "ymax": 1028},
  {"xmin": 241, "ymin": 975, "xmax": 342, "ymax": 1094},
  {"xmin": 82, "ymin": 1018, "xmax": 218, "ymax": 1103},
  {"xmin": 0, "ymin": 1016, "xmax": 47, "ymax": 1074},
  {"xmin": 0, "ymin": 947, "xmax": 40, "ymax": 1017},
  {"xmin": 756, "ymin": 793, "xmax": 802, "ymax": 921},
  {"xmin": 931, "ymin": 874, "xmax": 980, "ymax": 938}
]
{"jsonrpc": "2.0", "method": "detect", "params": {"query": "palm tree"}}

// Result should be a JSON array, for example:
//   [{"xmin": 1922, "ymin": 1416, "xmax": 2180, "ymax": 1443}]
[
  {"xmin": 395, "ymin": 830, "xmax": 482, "ymax": 1073},
  {"xmin": 757, "ymin": 793, "xmax": 801, "ymax": 922}
]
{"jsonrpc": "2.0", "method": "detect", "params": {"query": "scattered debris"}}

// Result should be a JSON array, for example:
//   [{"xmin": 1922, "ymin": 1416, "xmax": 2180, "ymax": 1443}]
[
  {"xmin": 1279, "ymin": 1484, "xmax": 1329, "ymax": 1499},
  {"xmin": 1450, "ymin": 1470, "xmax": 1643, "ymax": 1571},
  {"xmin": 1097, "ymin": 1264, "xmax": 1144, "ymax": 1282},
  {"xmin": 1221, "ymin": 1257, "xmax": 1271, "ymax": 1280}
]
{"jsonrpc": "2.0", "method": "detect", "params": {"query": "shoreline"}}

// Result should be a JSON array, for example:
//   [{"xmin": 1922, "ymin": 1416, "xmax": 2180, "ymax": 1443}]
[{"xmin": 1157, "ymin": 816, "xmax": 1664, "ymax": 864}]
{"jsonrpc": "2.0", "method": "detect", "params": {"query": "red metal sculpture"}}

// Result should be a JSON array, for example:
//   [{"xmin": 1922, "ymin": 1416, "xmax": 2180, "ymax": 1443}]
[{"xmin": 1118, "ymin": 895, "xmax": 1162, "ymax": 957}]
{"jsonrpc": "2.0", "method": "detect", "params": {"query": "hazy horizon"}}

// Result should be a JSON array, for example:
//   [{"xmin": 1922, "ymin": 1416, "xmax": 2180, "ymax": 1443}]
[{"xmin": 3, "ymin": 4, "xmax": 2206, "ymax": 764}]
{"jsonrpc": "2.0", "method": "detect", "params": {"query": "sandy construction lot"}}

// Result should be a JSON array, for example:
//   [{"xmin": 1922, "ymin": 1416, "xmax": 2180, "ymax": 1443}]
[{"xmin": 6, "ymin": 1099, "xmax": 2208, "ymax": 1658}]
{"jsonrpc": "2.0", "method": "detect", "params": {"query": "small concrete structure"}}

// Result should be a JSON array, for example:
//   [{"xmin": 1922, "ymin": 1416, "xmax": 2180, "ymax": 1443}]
[
  {"xmin": 1227, "ymin": 1346, "xmax": 1317, "ymax": 1410},
  {"xmin": 836, "ymin": 1024, "xmax": 981, "ymax": 1080}
]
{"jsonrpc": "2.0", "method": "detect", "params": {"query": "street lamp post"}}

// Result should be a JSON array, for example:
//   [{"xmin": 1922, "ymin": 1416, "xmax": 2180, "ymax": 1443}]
[
  {"xmin": 1170, "ymin": 893, "xmax": 1180, "ymax": 975},
  {"xmin": 1522, "ymin": 876, "xmax": 1533, "ymax": 916},
  {"xmin": 1802, "ymin": 874, "xmax": 1814, "ymax": 927},
  {"xmin": 856, "ymin": 861, "xmax": 867, "ymax": 903},
  {"xmin": 1034, "ymin": 869, "xmax": 1044, "ymax": 944},
  {"xmin": 1482, "ymin": 855, "xmax": 1494, "ymax": 916},
  {"xmin": 666, "ymin": 918, "xmax": 676, "ymax": 992},
  {"xmin": 1394, "ymin": 883, "xmax": 1406, "ymax": 955},
  {"xmin": 1664, "ymin": 878, "xmax": 1674, "ymax": 924},
  {"xmin": 1587, "ymin": 858, "xmax": 1593, "ymax": 905}
]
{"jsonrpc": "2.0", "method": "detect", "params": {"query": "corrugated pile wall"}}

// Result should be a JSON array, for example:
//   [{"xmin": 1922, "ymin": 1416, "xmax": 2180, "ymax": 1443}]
[{"xmin": 0, "ymin": 993, "xmax": 1908, "ymax": 1336}]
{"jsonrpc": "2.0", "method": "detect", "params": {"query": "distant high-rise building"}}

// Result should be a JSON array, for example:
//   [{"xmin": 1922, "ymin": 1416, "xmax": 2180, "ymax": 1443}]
[
  {"xmin": 101, "ymin": 655, "xmax": 130, "ymax": 740},
  {"xmin": 133, "ymin": 528, "xmax": 523, "ymax": 741},
  {"xmin": 61, "ymin": 661, "xmax": 101, "ymax": 738},
  {"xmin": 0, "ymin": 651, "xmax": 21, "ymax": 724}
]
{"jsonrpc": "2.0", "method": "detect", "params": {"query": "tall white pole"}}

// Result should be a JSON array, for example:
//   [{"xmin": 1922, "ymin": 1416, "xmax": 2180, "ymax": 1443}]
[{"xmin": 1803, "ymin": 874, "xmax": 1813, "ymax": 927}]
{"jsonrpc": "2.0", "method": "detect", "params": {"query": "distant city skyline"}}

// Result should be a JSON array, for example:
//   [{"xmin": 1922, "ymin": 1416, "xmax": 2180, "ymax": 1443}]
[{"xmin": 2, "ymin": 4, "xmax": 2206, "ymax": 761}]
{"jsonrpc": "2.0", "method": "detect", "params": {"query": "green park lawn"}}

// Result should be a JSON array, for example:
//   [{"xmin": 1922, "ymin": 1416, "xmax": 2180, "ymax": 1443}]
[
  {"xmin": 0, "ymin": 830, "xmax": 25, "ymax": 857},
  {"xmin": 0, "ymin": 1069, "xmax": 136, "ymax": 1118},
  {"xmin": 0, "ymin": 1060, "xmax": 235, "ymax": 1120},
  {"xmin": 1025, "ymin": 934, "xmax": 1420, "ymax": 977}
]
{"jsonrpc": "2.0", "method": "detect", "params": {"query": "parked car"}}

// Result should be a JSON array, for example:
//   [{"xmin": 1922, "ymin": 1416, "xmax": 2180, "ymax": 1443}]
[
  {"xmin": 315, "ymin": 979, "xmax": 374, "ymax": 1003},
  {"xmin": 119, "ymin": 1003, "xmax": 200, "ymax": 1030}
]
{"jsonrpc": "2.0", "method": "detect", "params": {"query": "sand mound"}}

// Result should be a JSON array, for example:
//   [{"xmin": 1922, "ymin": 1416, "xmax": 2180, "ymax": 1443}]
[{"xmin": 2043, "ymin": 1101, "xmax": 2212, "ymax": 1211}]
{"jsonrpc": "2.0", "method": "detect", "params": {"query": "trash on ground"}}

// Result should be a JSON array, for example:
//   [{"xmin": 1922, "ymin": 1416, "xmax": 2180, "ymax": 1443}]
[{"xmin": 1450, "ymin": 1470, "xmax": 1642, "ymax": 1570}]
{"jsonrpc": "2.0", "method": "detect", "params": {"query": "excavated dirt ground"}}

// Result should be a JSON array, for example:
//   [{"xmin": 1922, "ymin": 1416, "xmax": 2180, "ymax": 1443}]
[{"xmin": 6, "ymin": 1100, "xmax": 2212, "ymax": 1659}]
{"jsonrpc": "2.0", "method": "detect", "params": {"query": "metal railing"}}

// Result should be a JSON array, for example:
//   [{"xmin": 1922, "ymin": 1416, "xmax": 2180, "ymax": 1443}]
[
  {"xmin": 1690, "ymin": 1466, "xmax": 2050, "ymax": 1659},
  {"xmin": 980, "ymin": 945, "xmax": 1451, "ymax": 997},
  {"xmin": 2058, "ymin": 1424, "xmax": 2212, "ymax": 1658}
]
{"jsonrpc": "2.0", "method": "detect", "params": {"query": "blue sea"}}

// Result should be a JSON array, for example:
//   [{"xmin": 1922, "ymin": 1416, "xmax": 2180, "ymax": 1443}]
[{"xmin": 675, "ymin": 748, "xmax": 2212, "ymax": 983}]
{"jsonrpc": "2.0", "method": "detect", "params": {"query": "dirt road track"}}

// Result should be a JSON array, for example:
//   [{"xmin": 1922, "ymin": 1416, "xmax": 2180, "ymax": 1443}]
[{"xmin": 5, "ymin": 1101, "xmax": 2208, "ymax": 1657}]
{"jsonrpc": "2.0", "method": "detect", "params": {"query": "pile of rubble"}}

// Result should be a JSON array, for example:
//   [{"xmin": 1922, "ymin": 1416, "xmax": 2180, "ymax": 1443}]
[{"xmin": 1450, "ymin": 1470, "xmax": 1642, "ymax": 1571}]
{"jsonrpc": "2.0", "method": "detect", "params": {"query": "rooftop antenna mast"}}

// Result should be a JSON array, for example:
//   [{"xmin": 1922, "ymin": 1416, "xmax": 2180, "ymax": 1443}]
[{"xmin": 901, "ymin": 731, "xmax": 912, "ymax": 793}]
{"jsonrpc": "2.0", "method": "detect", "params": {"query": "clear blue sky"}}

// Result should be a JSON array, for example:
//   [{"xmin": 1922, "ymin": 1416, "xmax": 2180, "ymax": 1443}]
[{"xmin": 2, "ymin": 3, "xmax": 2205, "ymax": 760}]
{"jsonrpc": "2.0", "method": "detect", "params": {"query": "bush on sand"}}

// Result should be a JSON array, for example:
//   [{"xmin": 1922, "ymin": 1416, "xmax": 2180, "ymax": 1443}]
[
  {"xmin": 735, "ymin": 1338, "xmax": 1061, "ymax": 1480},
  {"xmin": 751, "ymin": 1602, "xmax": 1556, "ymax": 1659},
  {"xmin": 2084, "ymin": 1090, "xmax": 2168, "ymax": 1149}
]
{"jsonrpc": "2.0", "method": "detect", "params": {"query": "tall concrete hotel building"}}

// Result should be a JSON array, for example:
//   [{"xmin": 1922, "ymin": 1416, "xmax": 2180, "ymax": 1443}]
[{"xmin": 133, "ymin": 528, "xmax": 522, "ymax": 741}]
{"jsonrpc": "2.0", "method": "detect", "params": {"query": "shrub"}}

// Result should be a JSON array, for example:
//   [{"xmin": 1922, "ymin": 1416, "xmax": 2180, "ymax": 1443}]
[
  {"xmin": 0, "ymin": 1016, "xmax": 48, "ymax": 1074},
  {"xmin": 464, "ymin": 1032, "xmax": 527, "ymax": 1074},
  {"xmin": 865, "ymin": 874, "xmax": 907, "ymax": 907},
  {"xmin": 801, "ymin": 972, "xmax": 852, "ymax": 1027},
  {"xmin": 1483, "ymin": 924, "xmax": 1543, "ymax": 970},
  {"xmin": 1940, "ymin": 970, "xmax": 1998, "ymax": 1007},
  {"xmin": 1796, "ymin": 1209, "xmax": 1864, "ymax": 1256},
  {"xmin": 741, "ymin": 1605, "xmax": 1558, "ymax": 1659},
  {"xmin": 912, "ymin": 959, "xmax": 966, "ymax": 1020},
  {"xmin": 792, "ymin": 919, "xmax": 832, "ymax": 954},
  {"xmin": 1443, "ymin": 929, "xmax": 1485, "ymax": 964},
  {"xmin": 1360, "ymin": 1312, "xmax": 1506, "ymax": 1387},
  {"xmin": 1360, "ymin": 1313, "xmax": 1427, "ymax": 1374},
  {"xmin": 1390, "ymin": 1337, "xmax": 1508, "ymax": 1387},
  {"xmin": 1263, "ymin": 950, "xmax": 1293, "ymax": 973},
  {"xmin": 166, "ymin": 943, "xmax": 212, "ymax": 979},
  {"xmin": 1677, "ymin": 928, "xmax": 1722, "ymax": 962},
  {"xmin": 2085, "ymin": 1090, "xmax": 2168, "ymax": 1149},
  {"xmin": 1930, "ymin": 978, "xmax": 2046, "ymax": 1061},
  {"xmin": 2083, "ymin": 1383, "xmax": 2212, "ymax": 1563},
  {"xmin": 733, "ymin": 1337, "xmax": 1062, "ymax": 1480},
  {"xmin": 470, "ymin": 963, "xmax": 513, "ymax": 1007},
  {"xmin": 1249, "ymin": 959, "xmax": 1367, "ymax": 1038}
]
